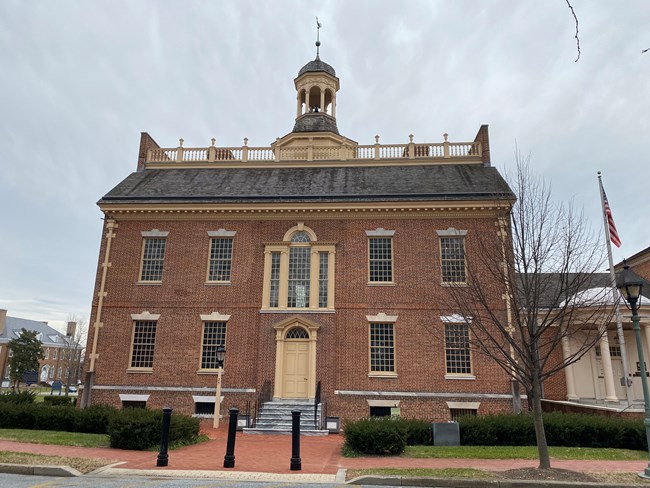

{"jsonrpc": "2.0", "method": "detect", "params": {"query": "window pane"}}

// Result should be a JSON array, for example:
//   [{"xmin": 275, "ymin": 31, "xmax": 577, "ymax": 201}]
[
  {"xmin": 290, "ymin": 231, "xmax": 311, "ymax": 243},
  {"xmin": 269, "ymin": 252, "xmax": 281, "ymax": 308},
  {"xmin": 441, "ymin": 237, "xmax": 466, "ymax": 283},
  {"xmin": 288, "ymin": 247, "xmax": 310, "ymax": 307},
  {"xmin": 369, "ymin": 238, "xmax": 393, "ymax": 282},
  {"xmin": 445, "ymin": 324, "xmax": 471, "ymax": 374},
  {"xmin": 130, "ymin": 321, "xmax": 157, "ymax": 368},
  {"xmin": 319, "ymin": 252, "xmax": 328, "ymax": 308},
  {"xmin": 201, "ymin": 321, "xmax": 227, "ymax": 369},
  {"xmin": 208, "ymin": 238, "xmax": 233, "ymax": 281},
  {"xmin": 370, "ymin": 322, "xmax": 395, "ymax": 372},
  {"xmin": 141, "ymin": 238, "xmax": 166, "ymax": 281}
]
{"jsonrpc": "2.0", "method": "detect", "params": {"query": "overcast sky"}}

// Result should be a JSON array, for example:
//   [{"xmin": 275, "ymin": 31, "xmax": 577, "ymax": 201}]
[{"xmin": 1, "ymin": 1, "xmax": 648, "ymax": 332}]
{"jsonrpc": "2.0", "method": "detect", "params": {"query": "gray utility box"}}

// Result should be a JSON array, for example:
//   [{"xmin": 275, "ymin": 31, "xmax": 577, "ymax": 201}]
[{"xmin": 432, "ymin": 421, "xmax": 460, "ymax": 446}]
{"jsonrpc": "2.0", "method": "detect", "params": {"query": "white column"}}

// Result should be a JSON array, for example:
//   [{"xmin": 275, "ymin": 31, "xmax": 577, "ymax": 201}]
[
  {"xmin": 599, "ymin": 334, "xmax": 619, "ymax": 402},
  {"xmin": 320, "ymin": 89, "xmax": 325, "ymax": 113},
  {"xmin": 561, "ymin": 336, "xmax": 579, "ymax": 401}
]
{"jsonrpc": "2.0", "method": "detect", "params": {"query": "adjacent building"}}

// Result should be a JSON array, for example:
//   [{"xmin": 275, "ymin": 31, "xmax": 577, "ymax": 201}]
[{"xmin": 0, "ymin": 309, "xmax": 83, "ymax": 387}]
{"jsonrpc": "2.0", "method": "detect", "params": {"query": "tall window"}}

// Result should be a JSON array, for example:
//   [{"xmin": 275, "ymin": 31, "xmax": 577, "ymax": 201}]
[
  {"xmin": 369, "ymin": 322, "xmax": 395, "ymax": 374},
  {"xmin": 200, "ymin": 321, "xmax": 227, "ymax": 370},
  {"xmin": 444, "ymin": 323, "xmax": 472, "ymax": 375},
  {"xmin": 208, "ymin": 238, "xmax": 233, "ymax": 282},
  {"xmin": 262, "ymin": 224, "xmax": 335, "ymax": 310},
  {"xmin": 437, "ymin": 229, "xmax": 467, "ymax": 284},
  {"xmin": 140, "ymin": 238, "xmax": 166, "ymax": 281},
  {"xmin": 288, "ymin": 239, "xmax": 311, "ymax": 307},
  {"xmin": 130, "ymin": 321, "xmax": 157, "ymax": 369},
  {"xmin": 366, "ymin": 229, "xmax": 395, "ymax": 283}
]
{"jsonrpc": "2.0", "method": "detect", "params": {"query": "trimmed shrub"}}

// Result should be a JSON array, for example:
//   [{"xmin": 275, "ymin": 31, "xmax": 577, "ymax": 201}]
[
  {"xmin": 108, "ymin": 408, "xmax": 200, "ymax": 450},
  {"xmin": 0, "ymin": 403, "xmax": 36, "ymax": 429},
  {"xmin": 398, "ymin": 418, "xmax": 432, "ymax": 446},
  {"xmin": 74, "ymin": 405, "xmax": 118, "ymax": 434},
  {"xmin": 458, "ymin": 412, "xmax": 646, "ymax": 451},
  {"xmin": 33, "ymin": 405, "xmax": 76, "ymax": 431},
  {"xmin": 343, "ymin": 417, "xmax": 407, "ymax": 455},
  {"xmin": 0, "ymin": 390, "xmax": 37, "ymax": 404},
  {"xmin": 108, "ymin": 408, "xmax": 161, "ymax": 450},
  {"xmin": 43, "ymin": 396, "xmax": 75, "ymax": 407}
]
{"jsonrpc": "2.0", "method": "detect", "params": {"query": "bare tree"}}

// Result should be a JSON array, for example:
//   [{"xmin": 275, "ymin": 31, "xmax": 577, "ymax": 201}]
[
  {"xmin": 446, "ymin": 154, "xmax": 615, "ymax": 469},
  {"xmin": 60, "ymin": 315, "xmax": 87, "ymax": 396}
]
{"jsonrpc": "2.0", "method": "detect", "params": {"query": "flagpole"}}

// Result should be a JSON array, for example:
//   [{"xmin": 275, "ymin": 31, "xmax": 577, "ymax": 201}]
[{"xmin": 598, "ymin": 172, "xmax": 633, "ymax": 405}]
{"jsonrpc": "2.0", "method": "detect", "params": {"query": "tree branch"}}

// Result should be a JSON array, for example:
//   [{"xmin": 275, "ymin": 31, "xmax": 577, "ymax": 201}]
[{"xmin": 565, "ymin": 0, "xmax": 581, "ymax": 62}]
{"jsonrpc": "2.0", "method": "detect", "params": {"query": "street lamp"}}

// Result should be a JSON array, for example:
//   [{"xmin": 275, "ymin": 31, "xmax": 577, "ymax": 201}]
[
  {"xmin": 616, "ymin": 261, "xmax": 649, "ymax": 479},
  {"xmin": 213, "ymin": 345, "xmax": 226, "ymax": 429}
]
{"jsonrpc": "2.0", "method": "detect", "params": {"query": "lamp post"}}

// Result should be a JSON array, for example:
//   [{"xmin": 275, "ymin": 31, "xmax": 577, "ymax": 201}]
[
  {"xmin": 616, "ymin": 262, "xmax": 649, "ymax": 479},
  {"xmin": 213, "ymin": 345, "xmax": 226, "ymax": 429}
]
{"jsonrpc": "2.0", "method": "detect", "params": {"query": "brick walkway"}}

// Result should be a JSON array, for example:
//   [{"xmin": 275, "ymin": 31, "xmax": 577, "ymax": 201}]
[{"xmin": 0, "ymin": 424, "xmax": 647, "ymax": 476}]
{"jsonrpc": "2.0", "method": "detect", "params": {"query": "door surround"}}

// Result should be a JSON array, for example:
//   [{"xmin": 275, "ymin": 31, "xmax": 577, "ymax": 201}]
[{"xmin": 273, "ymin": 316, "xmax": 320, "ymax": 399}]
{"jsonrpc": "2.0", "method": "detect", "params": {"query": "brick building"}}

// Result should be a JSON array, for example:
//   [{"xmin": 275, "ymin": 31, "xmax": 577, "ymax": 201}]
[
  {"xmin": 81, "ymin": 52, "xmax": 519, "ymax": 427},
  {"xmin": 0, "ymin": 310, "xmax": 82, "ymax": 387}
]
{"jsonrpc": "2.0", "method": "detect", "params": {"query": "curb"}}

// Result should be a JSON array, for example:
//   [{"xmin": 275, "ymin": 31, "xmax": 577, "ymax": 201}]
[
  {"xmin": 0, "ymin": 463, "xmax": 81, "ymax": 477},
  {"xmin": 348, "ymin": 476, "xmax": 647, "ymax": 488}
]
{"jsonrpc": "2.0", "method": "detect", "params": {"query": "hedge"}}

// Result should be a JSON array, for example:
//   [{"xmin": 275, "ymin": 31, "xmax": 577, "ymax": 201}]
[
  {"xmin": 108, "ymin": 408, "xmax": 200, "ymax": 450},
  {"xmin": 43, "ymin": 396, "xmax": 75, "ymax": 407},
  {"xmin": 458, "ymin": 413, "xmax": 646, "ymax": 451},
  {"xmin": 0, "ymin": 403, "xmax": 199, "ymax": 450},
  {"xmin": 343, "ymin": 412, "xmax": 646, "ymax": 455}
]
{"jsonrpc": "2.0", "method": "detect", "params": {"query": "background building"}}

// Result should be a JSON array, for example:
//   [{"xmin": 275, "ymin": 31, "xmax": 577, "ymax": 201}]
[
  {"xmin": 81, "ymin": 52, "xmax": 519, "ymax": 429},
  {"xmin": 0, "ymin": 309, "xmax": 83, "ymax": 387}
]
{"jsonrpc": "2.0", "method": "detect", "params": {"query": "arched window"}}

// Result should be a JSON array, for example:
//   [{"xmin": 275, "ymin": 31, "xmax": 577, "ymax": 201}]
[
  {"xmin": 286, "ymin": 327, "xmax": 309, "ymax": 339},
  {"xmin": 262, "ymin": 223, "xmax": 336, "ymax": 310}
]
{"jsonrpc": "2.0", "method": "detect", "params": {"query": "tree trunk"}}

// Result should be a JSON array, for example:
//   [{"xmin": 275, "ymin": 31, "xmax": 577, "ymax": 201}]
[{"xmin": 531, "ymin": 372, "xmax": 551, "ymax": 469}]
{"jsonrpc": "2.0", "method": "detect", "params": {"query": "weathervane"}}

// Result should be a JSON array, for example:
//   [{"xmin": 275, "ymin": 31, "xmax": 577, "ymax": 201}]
[{"xmin": 315, "ymin": 17, "xmax": 322, "ymax": 59}]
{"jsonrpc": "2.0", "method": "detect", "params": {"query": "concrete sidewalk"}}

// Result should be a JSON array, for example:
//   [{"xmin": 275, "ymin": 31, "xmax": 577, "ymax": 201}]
[{"xmin": 0, "ymin": 424, "xmax": 648, "ymax": 483}]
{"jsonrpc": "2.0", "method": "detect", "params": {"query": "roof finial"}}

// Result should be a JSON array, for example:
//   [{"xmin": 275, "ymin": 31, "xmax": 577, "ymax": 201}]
[{"xmin": 315, "ymin": 17, "xmax": 322, "ymax": 59}]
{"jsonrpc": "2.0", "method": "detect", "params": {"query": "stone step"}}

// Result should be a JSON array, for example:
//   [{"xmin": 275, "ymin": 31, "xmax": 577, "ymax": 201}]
[{"xmin": 243, "ymin": 427, "xmax": 329, "ymax": 436}]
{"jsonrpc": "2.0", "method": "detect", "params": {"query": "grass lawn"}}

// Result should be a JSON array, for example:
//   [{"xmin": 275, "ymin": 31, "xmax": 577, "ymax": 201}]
[
  {"xmin": 0, "ymin": 451, "xmax": 113, "ymax": 474},
  {"xmin": 347, "ymin": 468, "xmax": 495, "ymax": 479},
  {"xmin": 402, "ymin": 445, "xmax": 648, "ymax": 461},
  {"xmin": 0, "ymin": 429, "xmax": 109, "ymax": 448}
]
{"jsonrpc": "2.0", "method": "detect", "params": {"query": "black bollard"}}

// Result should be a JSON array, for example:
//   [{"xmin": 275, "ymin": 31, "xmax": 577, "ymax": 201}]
[
  {"xmin": 156, "ymin": 407, "xmax": 173, "ymax": 467},
  {"xmin": 290, "ymin": 410, "xmax": 301, "ymax": 471},
  {"xmin": 223, "ymin": 407, "xmax": 239, "ymax": 468}
]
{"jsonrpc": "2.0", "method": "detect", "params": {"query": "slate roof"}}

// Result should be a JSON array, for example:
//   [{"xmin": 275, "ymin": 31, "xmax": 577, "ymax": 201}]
[
  {"xmin": 0, "ymin": 316, "xmax": 70, "ymax": 347},
  {"xmin": 516, "ymin": 272, "xmax": 650, "ymax": 308},
  {"xmin": 292, "ymin": 113, "xmax": 339, "ymax": 134},
  {"xmin": 298, "ymin": 57, "xmax": 336, "ymax": 77},
  {"xmin": 100, "ymin": 164, "xmax": 514, "ymax": 205}
]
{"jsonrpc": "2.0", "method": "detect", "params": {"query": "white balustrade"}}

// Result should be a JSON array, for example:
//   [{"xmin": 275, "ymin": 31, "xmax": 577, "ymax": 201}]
[{"xmin": 145, "ymin": 139, "xmax": 481, "ymax": 164}]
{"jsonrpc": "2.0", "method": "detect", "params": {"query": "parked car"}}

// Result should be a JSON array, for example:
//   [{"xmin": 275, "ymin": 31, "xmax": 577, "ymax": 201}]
[{"xmin": 64, "ymin": 385, "xmax": 77, "ymax": 393}]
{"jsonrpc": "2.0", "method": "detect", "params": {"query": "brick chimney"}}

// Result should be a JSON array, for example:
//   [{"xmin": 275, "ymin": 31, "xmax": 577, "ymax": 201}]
[
  {"xmin": 0, "ymin": 309, "xmax": 6, "ymax": 335},
  {"xmin": 66, "ymin": 321, "xmax": 77, "ymax": 338}
]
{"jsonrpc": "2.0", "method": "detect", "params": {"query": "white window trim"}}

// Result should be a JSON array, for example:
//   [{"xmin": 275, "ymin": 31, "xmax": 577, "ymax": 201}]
[
  {"xmin": 141, "ymin": 229, "xmax": 169, "ymax": 237},
  {"xmin": 446, "ymin": 401, "xmax": 480, "ymax": 410},
  {"xmin": 367, "ymin": 312, "xmax": 399, "ymax": 323},
  {"xmin": 440, "ymin": 314, "xmax": 471, "ymax": 324},
  {"xmin": 131, "ymin": 311, "xmax": 161, "ymax": 321},
  {"xmin": 436, "ymin": 227, "xmax": 468, "ymax": 237},
  {"xmin": 367, "ymin": 399, "xmax": 400, "ymax": 407},
  {"xmin": 200, "ymin": 312, "xmax": 231, "ymax": 321},
  {"xmin": 442, "ymin": 315, "xmax": 474, "ymax": 379},
  {"xmin": 365, "ymin": 228, "xmax": 395, "ymax": 237},
  {"xmin": 368, "ymin": 314, "xmax": 398, "ymax": 377},
  {"xmin": 207, "ymin": 229, "xmax": 236, "ymax": 237},
  {"xmin": 119, "ymin": 394, "xmax": 150, "ymax": 402}
]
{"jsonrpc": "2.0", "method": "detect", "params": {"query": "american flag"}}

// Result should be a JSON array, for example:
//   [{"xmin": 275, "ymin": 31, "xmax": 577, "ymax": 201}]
[{"xmin": 600, "ymin": 180, "xmax": 622, "ymax": 248}]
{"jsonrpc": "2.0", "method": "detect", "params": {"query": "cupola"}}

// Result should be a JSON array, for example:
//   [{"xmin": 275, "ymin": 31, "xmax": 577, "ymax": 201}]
[{"xmin": 292, "ymin": 33, "xmax": 340, "ymax": 135}]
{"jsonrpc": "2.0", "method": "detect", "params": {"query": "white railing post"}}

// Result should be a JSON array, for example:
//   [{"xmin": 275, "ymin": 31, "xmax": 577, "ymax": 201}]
[
  {"xmin": 208, "ymin": 138, "xmax": 216, "ymax": 162},
  {"xmin": 275, "ymin": 138, "xmax": 280, "ymax": 162},
  {"xmin": 176, "ymin": 138, "xmax": 184, "ymax": 162},
  {"xmin": 443, "ymin": 133, "xmax": 450, "ymax": 158},
  {"xmin": 374, "ymin": 135, "xmax": 380, "ymax": 160},
  {"xmin": 408, "ymin": 134, "xmax": 415, "ymax": 159},
  {"xmin": 242, "ymin": 138, "xmax": 249, "ymax": 162}
]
